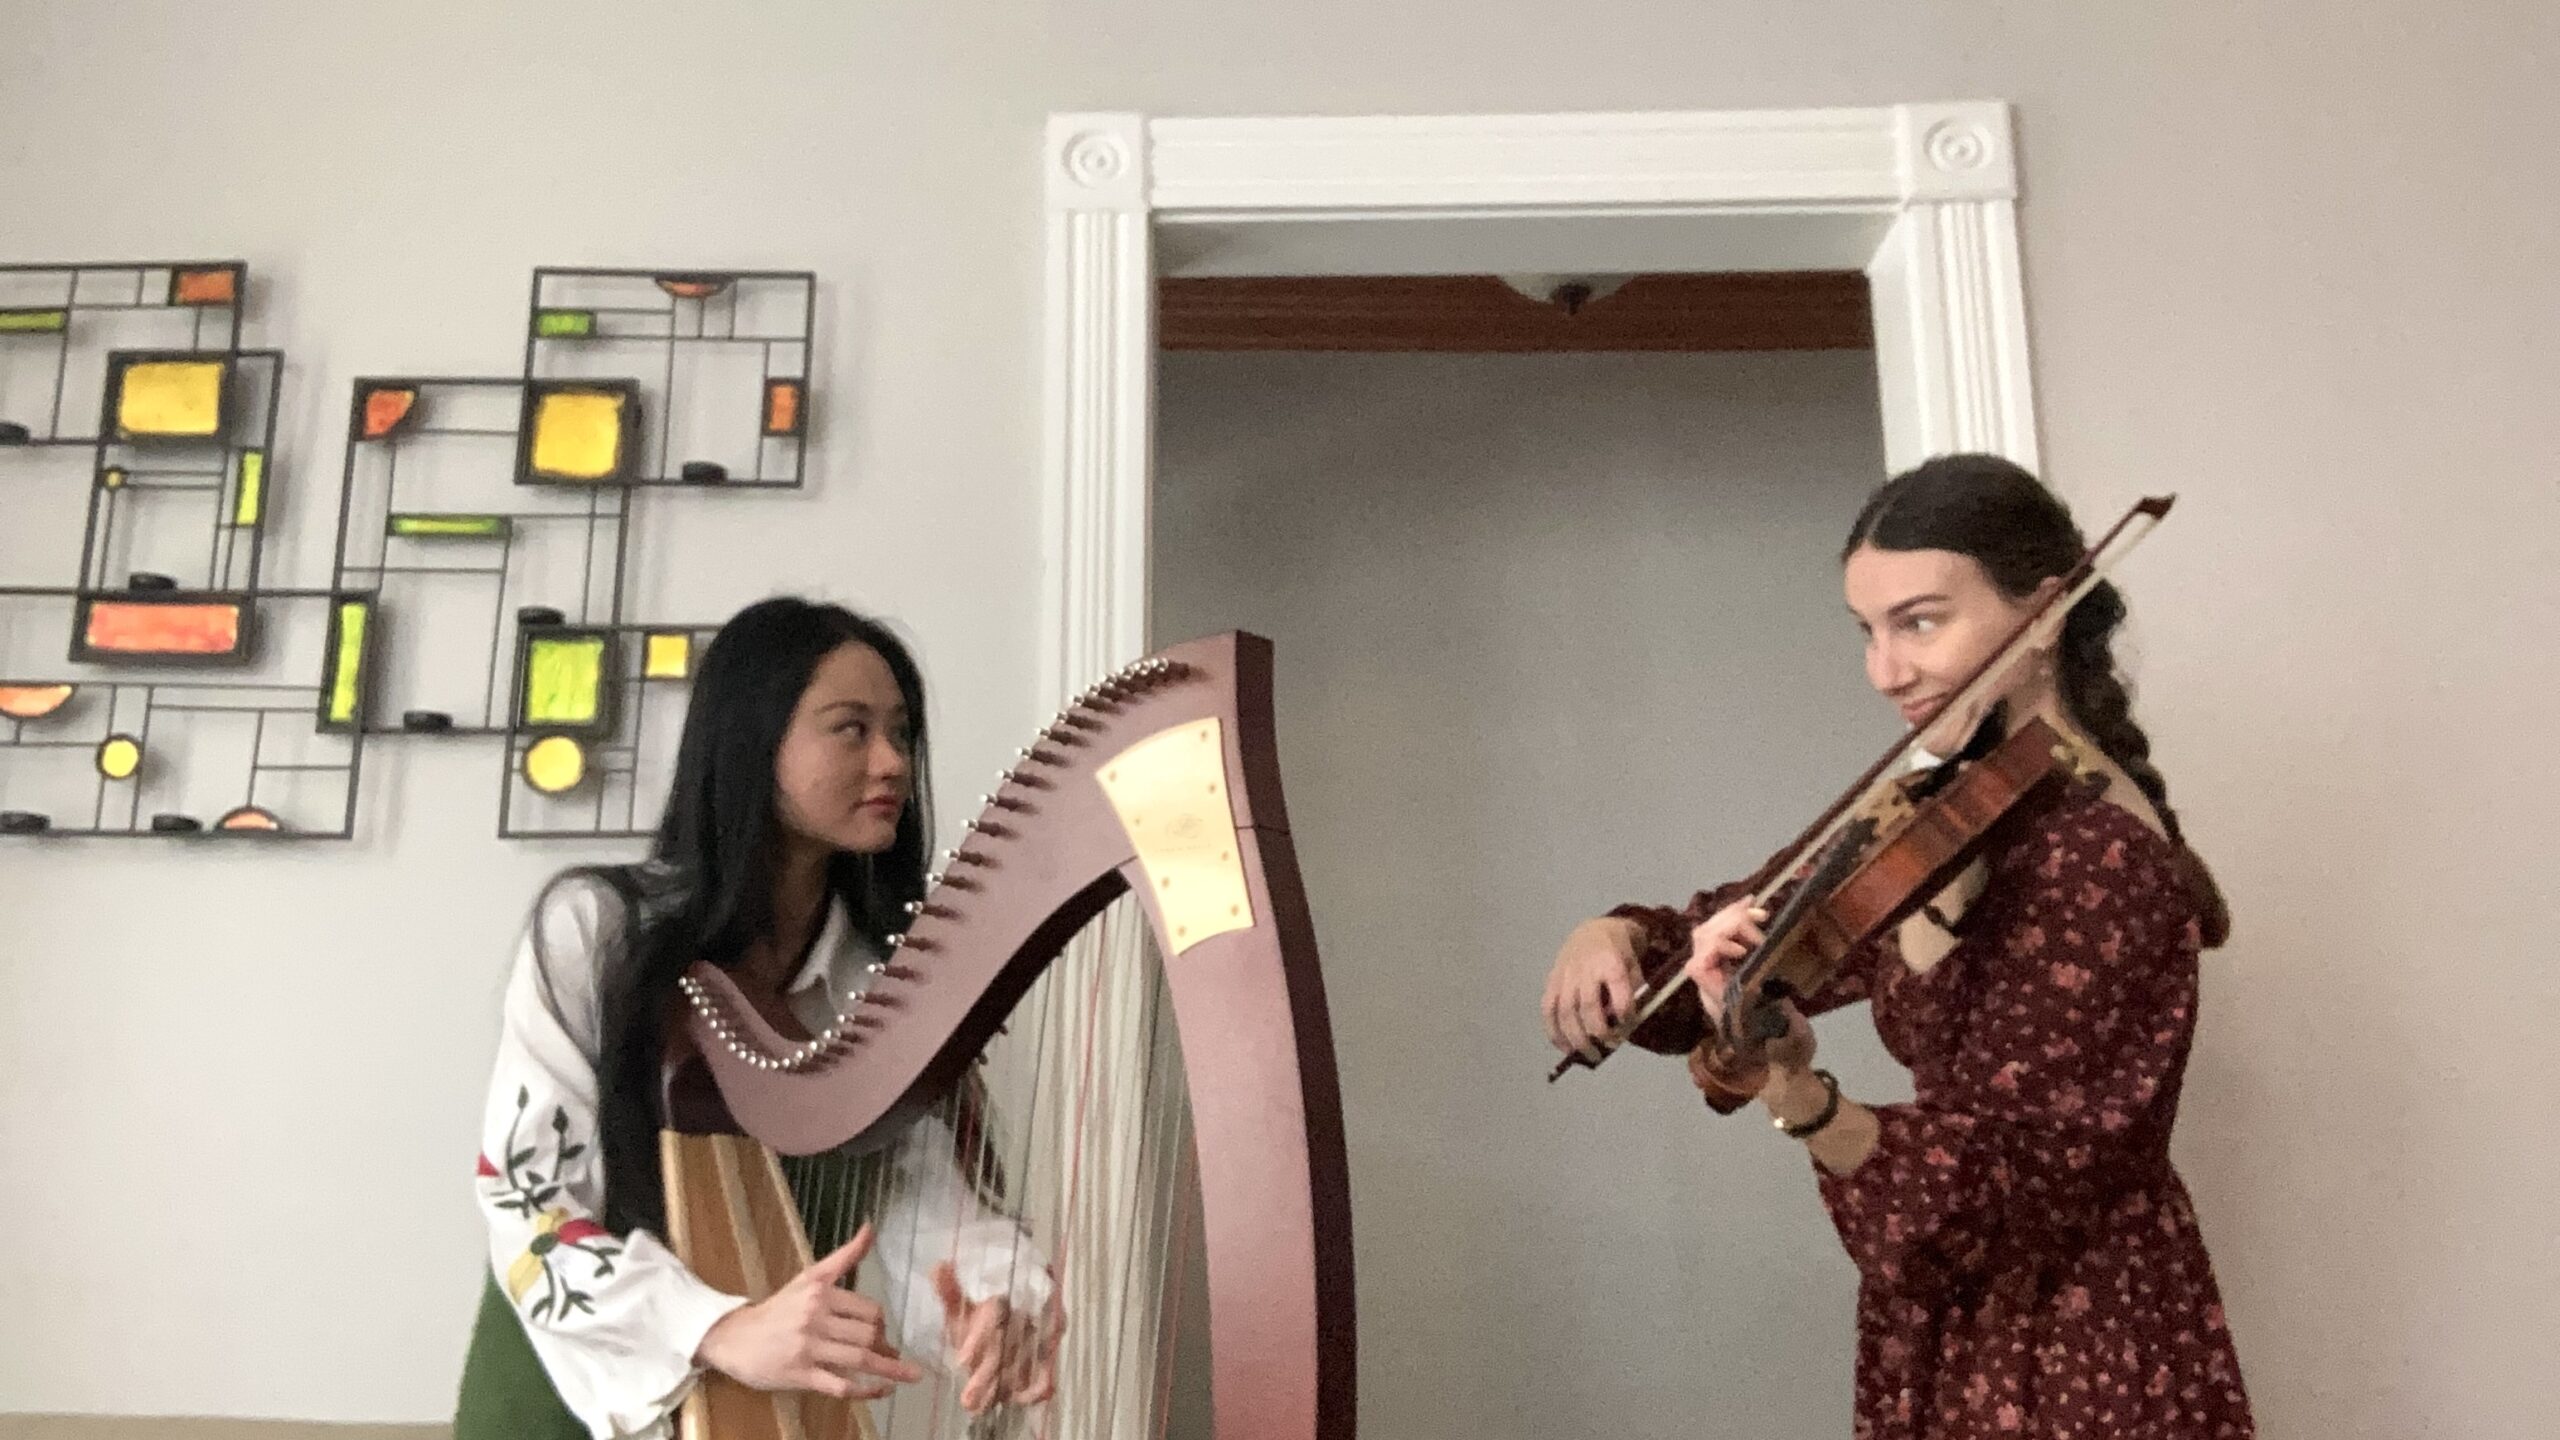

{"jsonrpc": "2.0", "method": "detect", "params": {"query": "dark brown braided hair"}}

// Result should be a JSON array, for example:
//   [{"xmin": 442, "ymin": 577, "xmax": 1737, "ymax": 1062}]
[{"xmin": 1842, "ymin": 454, "xmax": 2230, "ymax": 947}]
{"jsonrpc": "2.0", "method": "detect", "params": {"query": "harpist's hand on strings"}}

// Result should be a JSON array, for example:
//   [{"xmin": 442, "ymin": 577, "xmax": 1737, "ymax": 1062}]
[
  {"xmin": 1542, "ymin": 916, "xmax": 1648, "ymax": 1058},
  {"xmin": 933, "ymin": 1262, "xmax": 1067, "ymax": 1414},
  {"xmin": 695, "ymin": 1222, "xmax": 926, "ymax": 1400}
]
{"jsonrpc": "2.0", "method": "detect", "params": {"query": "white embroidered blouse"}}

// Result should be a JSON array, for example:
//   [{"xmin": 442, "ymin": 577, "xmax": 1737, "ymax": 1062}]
[{"xmin": 474, "ymin": 875, "xmax": 1052, "ymax": 1440}]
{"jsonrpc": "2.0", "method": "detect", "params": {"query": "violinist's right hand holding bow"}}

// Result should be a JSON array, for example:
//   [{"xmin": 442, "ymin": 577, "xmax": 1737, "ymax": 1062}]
[{"xmin": 1541, "ymin": 916, "xmax": 1647, "ymax": 1061}]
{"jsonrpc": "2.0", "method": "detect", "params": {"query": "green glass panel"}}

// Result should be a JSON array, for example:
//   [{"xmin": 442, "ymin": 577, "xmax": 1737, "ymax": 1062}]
[
  {"xmin": 535, "ymin": 309, "xmax": 597, "ymax": 338},
  {"xmin": 389, "ymin": 513, "xmax": 512, "ymax": 539},
  {"xmin": 523, "ymin": 635, "xmax": 605, "ymax": 727},
  {"xmin": 234, "ymin": 451, "xmax": 266, "ymax": 526},
  {"xmin": 0, "ymin": 309, "xmax": 69, "ymax": 333},
  {"xmin": 328, "ymin": 601, "xmax": 370, "ymax": 726}
]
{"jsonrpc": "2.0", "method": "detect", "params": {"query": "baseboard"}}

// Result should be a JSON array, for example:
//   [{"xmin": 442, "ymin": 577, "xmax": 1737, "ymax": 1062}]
[{"xmin": 0, "ymin": 1420, "xmax": 446, "ymax": 1440}]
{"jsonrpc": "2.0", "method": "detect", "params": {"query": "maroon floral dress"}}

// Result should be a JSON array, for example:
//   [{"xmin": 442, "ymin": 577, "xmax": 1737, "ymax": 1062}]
[{"xmin": 1619, "ymin": 781, "xmax": 2254, "ymax": 1438}]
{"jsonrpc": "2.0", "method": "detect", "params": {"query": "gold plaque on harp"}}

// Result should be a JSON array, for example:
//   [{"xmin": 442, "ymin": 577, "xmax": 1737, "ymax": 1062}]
[{"xmin": 1098, "ymin": 717, "xmax": 1256, "ymax": 955}]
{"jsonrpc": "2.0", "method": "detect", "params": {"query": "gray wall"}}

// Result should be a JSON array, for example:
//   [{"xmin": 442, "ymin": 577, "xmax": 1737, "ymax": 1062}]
[
  {"xmin": 1153, "ymin": 349, "xmax": 1898, "ymax": 1440},
  {"xmin": 1, "ymin": 2, "xmax": 2553, "ymax": 1434}
]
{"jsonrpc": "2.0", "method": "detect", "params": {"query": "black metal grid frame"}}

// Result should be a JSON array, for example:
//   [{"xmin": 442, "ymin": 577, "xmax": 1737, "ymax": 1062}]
[
  {"xmin": 523, "ymin": 267, "xmax": 815, "ymax": 490},
  {"xmin": 0, "ymin": 260, "xmax": 245, "ymax": 447},
  {"xmin": 329, "ymin": 375, "xmax": 634, "ymax": 736},
  {"xmin": 0, "ymin": 633, "xmax": 366, "ymax": 841},
  {"xmin": 498, "ymin": 619, "xmax": 718, "ymax": 841},
  {"xmin": 4, "ymin": 260, "xmax": 821, "ymax": 844},
  {"xmin": 77, "ymin": 348, "xmax": 284, "ymax": 598}
]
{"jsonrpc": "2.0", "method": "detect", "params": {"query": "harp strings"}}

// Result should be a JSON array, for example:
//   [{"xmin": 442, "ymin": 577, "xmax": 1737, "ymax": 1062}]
[{"xmin": 775, "ymin": 899, "xmax": 1201, "ymax": 1439}]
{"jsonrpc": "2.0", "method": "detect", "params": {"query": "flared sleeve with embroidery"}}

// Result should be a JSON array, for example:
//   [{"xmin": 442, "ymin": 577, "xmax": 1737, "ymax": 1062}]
[{"xmin": 473, "ymin": 881, "xmax": 746, "ymax": 1439}]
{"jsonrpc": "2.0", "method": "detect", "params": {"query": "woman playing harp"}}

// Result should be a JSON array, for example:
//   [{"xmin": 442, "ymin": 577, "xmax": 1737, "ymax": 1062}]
[{"xmin": 454, "ymin": 597, "xmax": 1063, "ymax": 1439}]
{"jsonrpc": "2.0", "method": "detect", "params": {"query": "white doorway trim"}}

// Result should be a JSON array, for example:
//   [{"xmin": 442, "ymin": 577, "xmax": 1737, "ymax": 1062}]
[
  {"xmin": 1028, "ymin": 108, "xmax": 2037, "ymax": 1434},
  {"xmin": 1037, "ymin": 101, "xmax": 2039, "ymax": 695}
]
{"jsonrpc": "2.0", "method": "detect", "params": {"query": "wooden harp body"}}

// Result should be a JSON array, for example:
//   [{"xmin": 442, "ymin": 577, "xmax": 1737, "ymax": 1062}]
[
  {"xmin": 662, "ymin": 632, "xmax": 1355, "ymax": 1440},
  {"xmin": 659, "ymin": 1132, "xmax": 879, "ymax": 1440}
]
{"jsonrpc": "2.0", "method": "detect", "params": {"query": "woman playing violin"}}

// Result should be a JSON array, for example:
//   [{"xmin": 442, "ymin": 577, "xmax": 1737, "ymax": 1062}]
[{"xmin": 1542, "ymin": 455, "xmax": 2254, "ymax": 1438}]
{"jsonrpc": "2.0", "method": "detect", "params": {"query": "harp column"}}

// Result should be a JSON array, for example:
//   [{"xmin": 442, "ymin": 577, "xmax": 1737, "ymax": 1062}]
[{"xmin": 1037, "ymin": 112, "xmax": 1174, "ymax": 1440}]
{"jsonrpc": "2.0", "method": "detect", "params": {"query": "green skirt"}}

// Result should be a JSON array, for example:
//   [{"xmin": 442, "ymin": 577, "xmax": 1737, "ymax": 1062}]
[{"xmin": 453, "ymin": 1270, "xmax": 590, "ymax": 1440}]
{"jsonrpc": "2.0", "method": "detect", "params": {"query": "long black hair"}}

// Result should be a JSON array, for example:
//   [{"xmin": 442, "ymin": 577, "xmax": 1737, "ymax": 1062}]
[
  {"xmin": 531, "ymin": 597, "xmax": 934, "ymax": 1233},
  {"xmin": 1842, "ymin": 454, "xmax": 2230, "ymax": 947}
]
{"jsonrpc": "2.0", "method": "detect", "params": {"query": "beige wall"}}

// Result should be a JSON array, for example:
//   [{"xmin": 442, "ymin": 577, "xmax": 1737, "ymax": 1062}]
[
  {"xmin": 1, "ymin": 1, "xmax": 2552, "ymax": 1433},
  {"xmin": 1154, "ymin": 349, "xmax": 1898, "ymax": 1439},
  {"xmin": 0, "ymin": 1422, "xmax": 436, "ymax": 1440}
]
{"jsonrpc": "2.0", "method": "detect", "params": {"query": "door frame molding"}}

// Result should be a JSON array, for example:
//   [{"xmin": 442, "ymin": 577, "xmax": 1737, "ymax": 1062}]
[{"xmin": 1036, "ymin": 101, "xmax": 2040, "ymax": 695}]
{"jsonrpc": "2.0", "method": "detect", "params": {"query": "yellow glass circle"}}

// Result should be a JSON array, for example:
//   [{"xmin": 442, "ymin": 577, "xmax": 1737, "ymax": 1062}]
[
  {"xmin": 524, "ymin": 734, "xmax": 587, "ymax": 794},
  {"xmin": 96, "ymin": 733, "xmax": 143, "ymax": 780}
]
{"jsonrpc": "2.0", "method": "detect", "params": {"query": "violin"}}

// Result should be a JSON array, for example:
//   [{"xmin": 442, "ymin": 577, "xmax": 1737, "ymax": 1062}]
[{"xmin": 1550, "ymin": 495, "xmax": 2175, "ymax": 1082}]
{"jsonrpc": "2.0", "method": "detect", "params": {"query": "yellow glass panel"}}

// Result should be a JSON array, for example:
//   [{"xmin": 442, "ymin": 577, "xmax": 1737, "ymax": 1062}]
[
  {"xmin": 524, "ymin": 735, "xmax": 587, "ymax": 794},
  {"xmin": 524, "ymin": 634, "xmax": 605, "ymax": 727},
  {"xmin": 643, "ymin": 632, "xmax": 691, "ymax": 680},
  {"xmin": 118, "ymin": 360, "xmax": 226, "ymax": 439},
  {"xmin": 96, "ymin": 734, "xmax": 143, "ymax": 781},
  {"xmin": 529, "ymin": 390, "xmax": 627, "ymax": 481}
]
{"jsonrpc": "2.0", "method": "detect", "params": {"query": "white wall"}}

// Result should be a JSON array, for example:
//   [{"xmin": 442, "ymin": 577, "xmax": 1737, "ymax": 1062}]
[
  {"xmin": 1, "ymin": 2, "xmax": 2554, "ymax": 1434},
  {"xmin": 1152, "ymin": 349, "xmax": 1897, "ymax": 1440}
]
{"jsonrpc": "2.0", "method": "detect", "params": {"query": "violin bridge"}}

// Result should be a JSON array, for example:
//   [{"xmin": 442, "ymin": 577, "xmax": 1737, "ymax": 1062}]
[{"xmin": 2047, "ymin": 728, "xmax": 2105, "ymax": 779}]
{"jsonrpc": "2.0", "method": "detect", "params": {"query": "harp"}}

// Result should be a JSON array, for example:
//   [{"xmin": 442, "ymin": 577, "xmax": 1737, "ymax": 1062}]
[{"xmin": 658, "ymin": 632, "xmax": 1355, "ymax": 1440}]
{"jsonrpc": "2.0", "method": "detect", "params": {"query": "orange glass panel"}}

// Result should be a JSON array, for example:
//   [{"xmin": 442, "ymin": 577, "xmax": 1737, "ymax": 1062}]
[
  {"xmin": 361, "ymin": 387, "xmax": 418, "ymax": 439},
  {"xmin": 171, "ymin": 266, "xmax": 240, "ymax": 306},
  {"xmin": 763, "ymin": 379, "xmax": 803, "ymax": 437},
  {"xmin": 83, "ymin": 600, "xmax": 245, "ymax": 658},
  {"xmin": 0, "ymin": 684, "xmax": 75, "ymax": 720},
  {"xmin": 655, "ymin": 275, "xmax": 733, "ymax": 300},
  {"xmin": 217, "ymin": 806, "xmax": 282, "ymax": 832}
]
